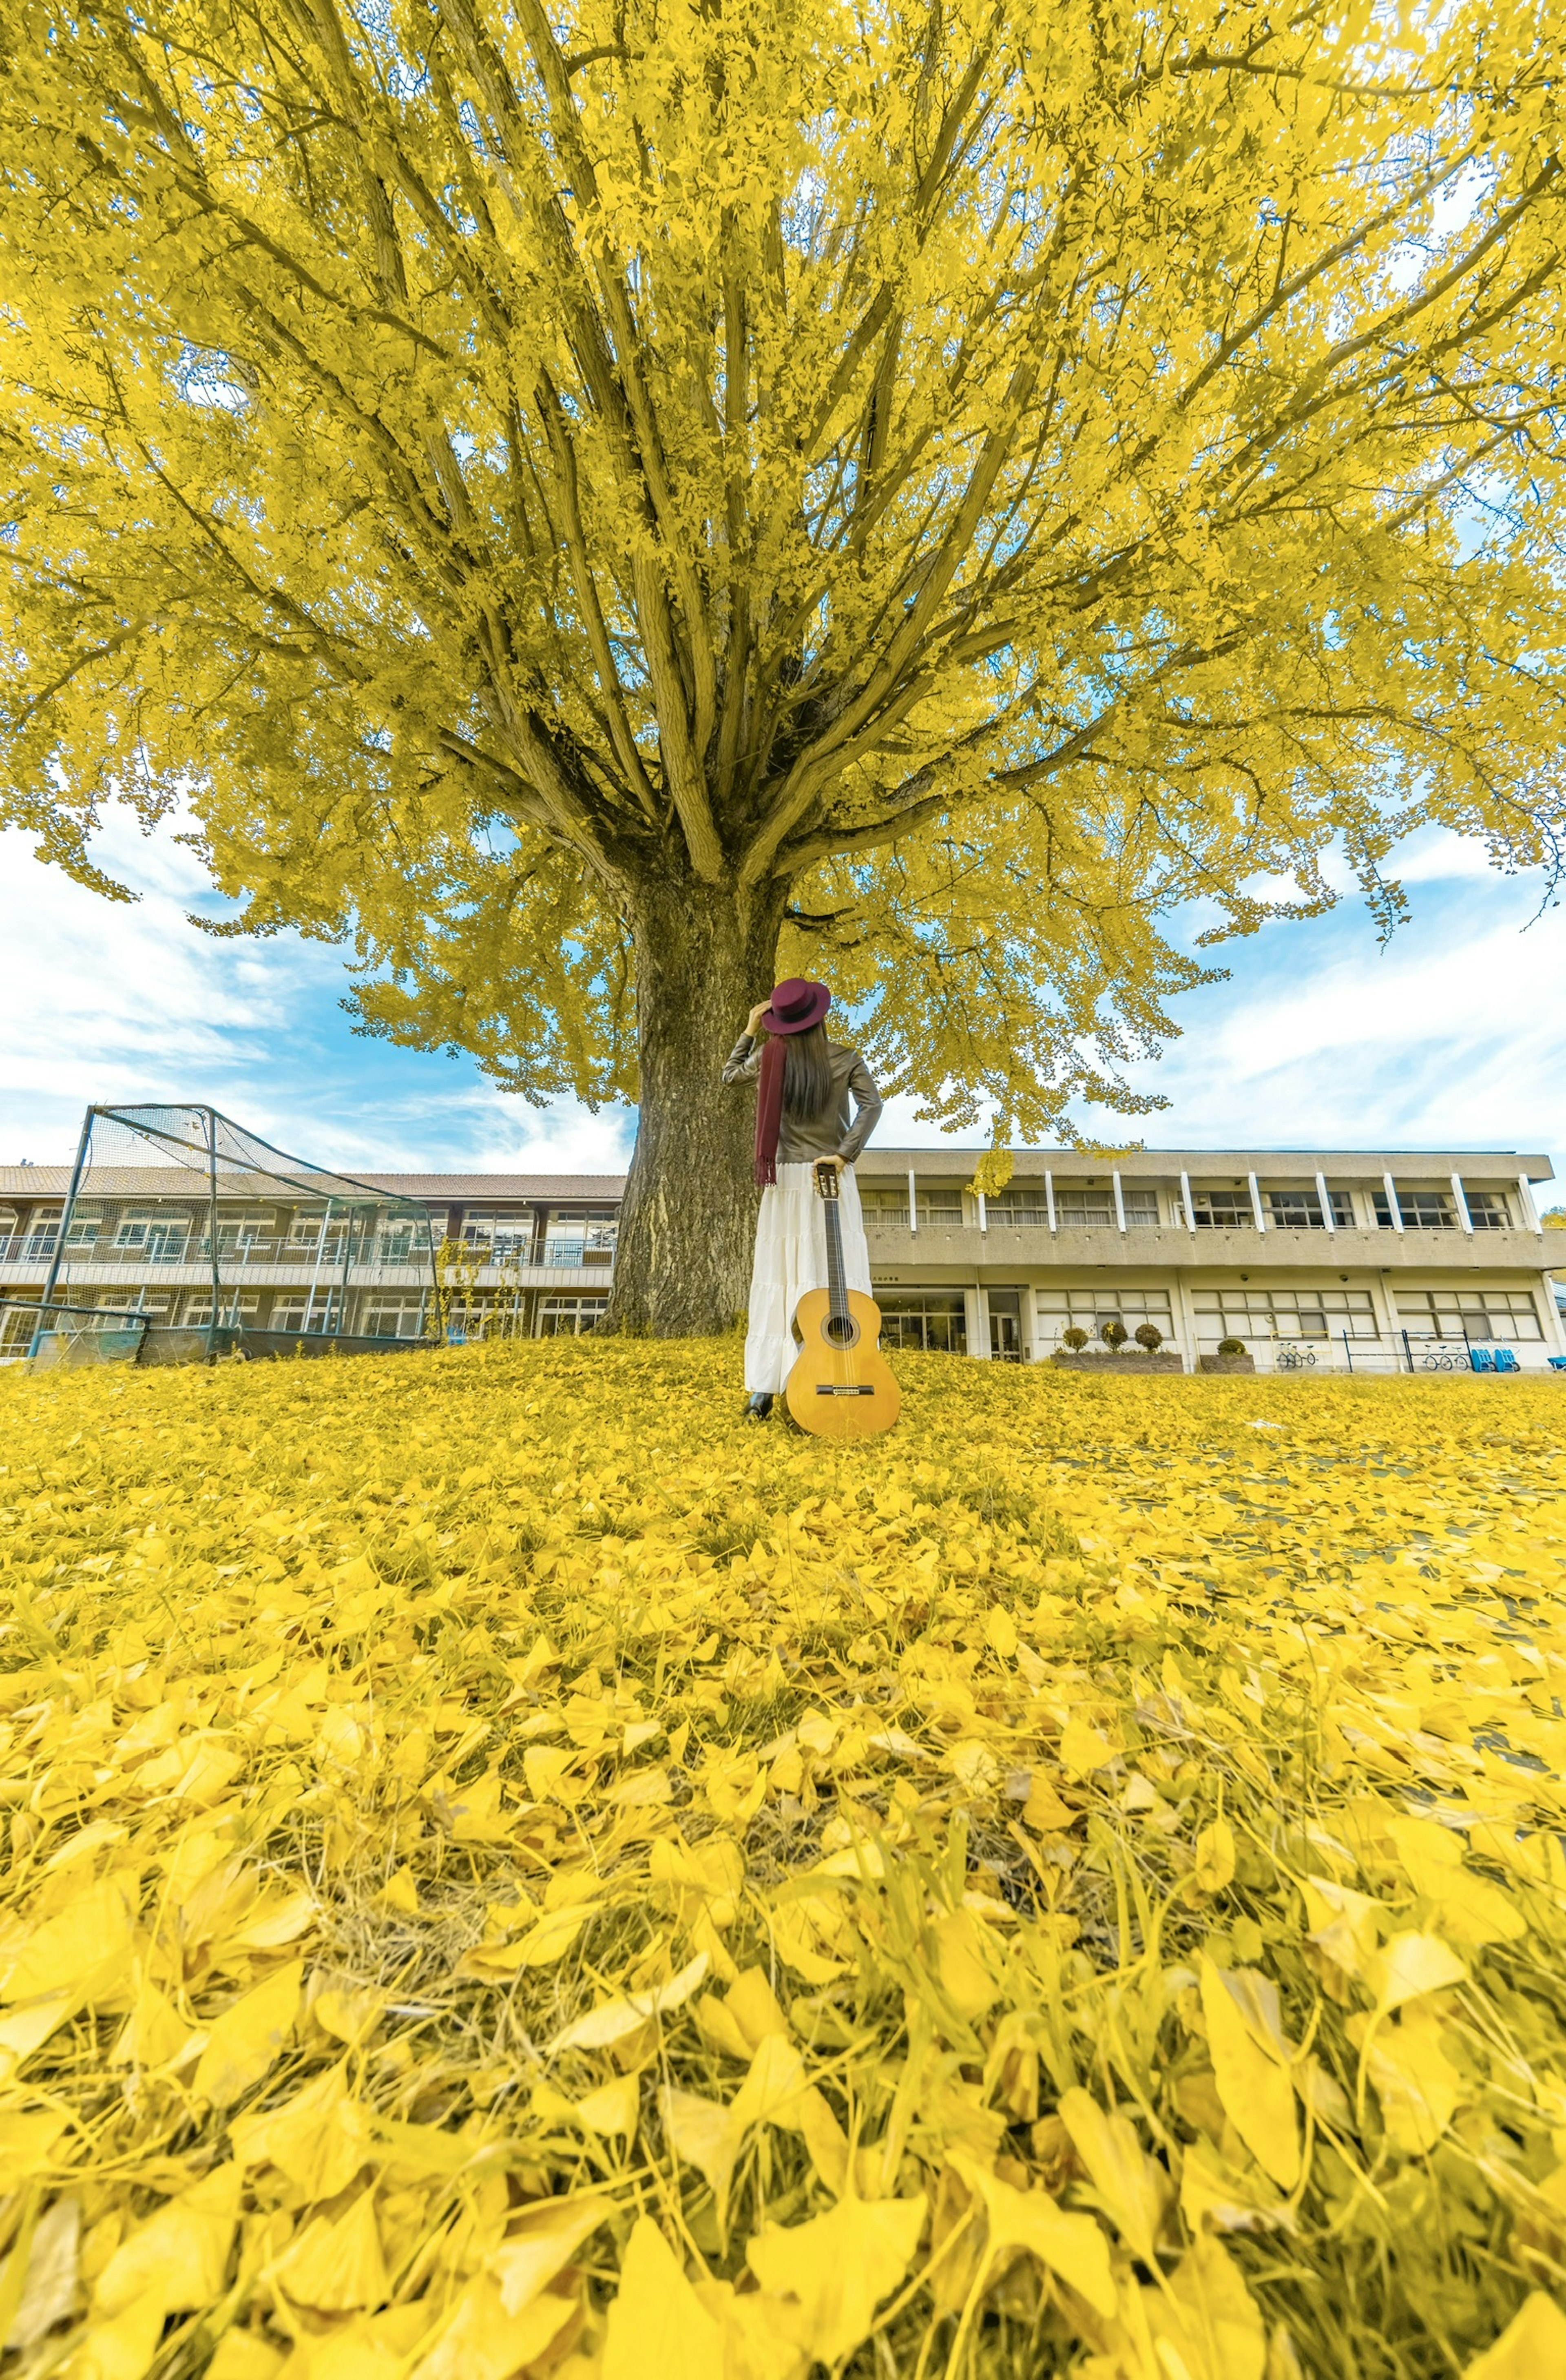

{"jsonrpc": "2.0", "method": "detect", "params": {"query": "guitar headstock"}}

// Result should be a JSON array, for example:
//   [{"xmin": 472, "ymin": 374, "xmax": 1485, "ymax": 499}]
[{"xmin": 812, "ymin": 1159, "xmax": 842, "ymax": 1201}]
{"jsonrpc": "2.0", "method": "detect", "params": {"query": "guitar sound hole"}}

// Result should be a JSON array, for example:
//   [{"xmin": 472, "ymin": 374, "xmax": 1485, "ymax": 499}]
[{"xmin": 824, "ymin": 1314, "xmax": 858, "ymax": 1349}]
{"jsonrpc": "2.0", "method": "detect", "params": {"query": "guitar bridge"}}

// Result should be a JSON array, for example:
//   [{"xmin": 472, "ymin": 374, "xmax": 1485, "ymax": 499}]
[{"xmin": 816, "ymin": 1385, "xmax": 875, "ymax": 1396}]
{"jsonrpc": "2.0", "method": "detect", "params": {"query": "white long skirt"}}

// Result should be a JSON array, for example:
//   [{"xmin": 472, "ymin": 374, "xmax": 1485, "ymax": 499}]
[{"xmin": 744, "ymin": 1162, "xmax": 873, "ymax": 1394}]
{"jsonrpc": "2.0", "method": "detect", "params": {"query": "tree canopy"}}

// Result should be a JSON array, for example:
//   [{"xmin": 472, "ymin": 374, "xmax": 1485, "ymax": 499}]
[{"xmin": 3, "ymin": 0, "xmax": 1565, "ymax": 1323}]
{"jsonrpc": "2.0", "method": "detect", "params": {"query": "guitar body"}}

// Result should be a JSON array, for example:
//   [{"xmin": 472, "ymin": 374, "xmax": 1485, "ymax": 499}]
[{"xmin": 785, "ymin": 1161, "xmax": 901, "ymax": 1440}]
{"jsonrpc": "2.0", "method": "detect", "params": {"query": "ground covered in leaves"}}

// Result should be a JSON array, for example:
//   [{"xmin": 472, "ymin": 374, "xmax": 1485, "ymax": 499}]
[{"xmin": 1, "ymin": 1343, "xmax": 1565, "ymax": 2380}]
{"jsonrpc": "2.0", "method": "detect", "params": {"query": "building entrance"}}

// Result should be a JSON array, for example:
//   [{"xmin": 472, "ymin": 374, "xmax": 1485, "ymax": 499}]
[{"xmin": 987, "ymin": 1289, "xmax": 1024, "ymax": 1362}]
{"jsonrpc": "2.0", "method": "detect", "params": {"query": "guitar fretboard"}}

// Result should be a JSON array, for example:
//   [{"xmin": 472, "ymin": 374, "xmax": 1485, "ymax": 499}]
[{"xmin": 823, "ymin": 1189, "xmax": 849, "ymax": 1329}]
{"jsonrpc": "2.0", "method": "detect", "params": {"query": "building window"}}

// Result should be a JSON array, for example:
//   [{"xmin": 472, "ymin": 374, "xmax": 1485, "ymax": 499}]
[
  {"xmin": 379, "ymin": 1218, "xmax": 426, "ymax": 1264},
  {"xmin": 182, "ymin": 1293, "xmax": 260, "ymax": 1328},
  {"xmin": 1121, "ymin": 1191, "xmax": 1159, "ymax": 1227},
  {"xmin": 916, "ymin": 1188, "xmax": 964, "ymax": 1228},
  {"xmin": 23, "ymin": 1211, "xmax": 62, "ymax": 1261},
  {"xmin": 1033, "ymin": 1289, "xmax": 1174, "ymax": 1343},
  {"xmin": 1396, "ymin": 1290, "xmax": 1542, "ymax": 1342},
  {"xmin": 461, "ymin": 1212, "xmax": 535, "ymax": 1262},
  {"xmin": 364, "ymin": 1299, "xmax": 427, "ymax": 1339},
  {"xmin": 860, "ymin": 1189, "xmax": 910, "ymax": 1229},
  {"xmin": 986, "ymin": 1186, "xmax": 1050, "ymax": 1228},
  {"xmin": 543, "ymin": 1212, "xmax": 618, "ymax": 1268},
  {"xmin": 1053, "ymin": 1187, "xmax": 1114, "ymax": 1228},
  {"xmin": 876, "ymin": 1292, "xmax": 968, "ymax": 1353},
  {"xmin": 1191, "ymin": 1288, "xmax": 1377, "ymax": 1341},
  {"xmin": 267, "ymin": 1294, "xmax": 325, "ymax": 1333},
  {"xmin": 285, "ymin": 1211, "xmax": 347, "ymax": 1260},
  {"xmin": 1465, "ymin": 1192, "xmax": 1510, "ymax": 1231},
  {"xmin": 206, "ymin": 1219, "xmax": 273, "ymax": 1265},
  {"xmin": 1190, "ymin": 1190, "xmax": 1254, "ymax": 1228},
  {"xmin": 1373, "ymin": 1189, "xmax": 1454, "ymax": 1229},
  {"xmin": 537, "ymin": 1294, "xmax": 608, "ymax": 1337},
  {"xmin": 113, "ymin": 1214, "xmax": 191, "ymax": 1263},
  {"xmin": 1266, "ymin": 1189, "xmax": 1323, "ymax": 1229}
]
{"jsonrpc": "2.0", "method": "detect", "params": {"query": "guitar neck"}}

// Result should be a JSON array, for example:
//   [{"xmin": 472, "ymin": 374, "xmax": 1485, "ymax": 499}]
[{"xmin": 823, "ymin": 1191, "xmax": 848, "ymax": 1324}]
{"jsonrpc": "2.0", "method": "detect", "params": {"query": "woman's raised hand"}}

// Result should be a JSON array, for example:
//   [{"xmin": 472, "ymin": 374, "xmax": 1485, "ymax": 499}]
[{"xmin": 746, "ymin": 1001, "xmax": 770, "ymax": 1035}]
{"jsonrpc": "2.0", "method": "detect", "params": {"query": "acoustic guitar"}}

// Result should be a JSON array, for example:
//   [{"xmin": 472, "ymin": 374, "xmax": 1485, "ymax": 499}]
[{"xmin": 785, "ymin": 1159, "xmax": 901, "ymax": 1440}]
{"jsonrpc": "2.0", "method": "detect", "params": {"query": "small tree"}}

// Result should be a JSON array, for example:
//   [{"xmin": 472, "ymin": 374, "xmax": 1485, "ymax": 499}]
[
  {"xmin": 1217, "ymin": 1337, "xmax": 1248, "ymax": 1358},
  {"xmin": 1101, "ymin": 1319, "xmax": 1129, "ymax": 1352},
  {"xmin": 1134, "ymin": 1324, "xmax": 1164, "ymax": 1353},
  {"xmin": 1061, "ymin": 1328, "xmax": 1090, "ymax": 1353}
]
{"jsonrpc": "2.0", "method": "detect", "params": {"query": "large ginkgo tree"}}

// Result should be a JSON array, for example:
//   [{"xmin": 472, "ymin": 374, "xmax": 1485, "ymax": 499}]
[{"xmin": 2, "ymin": 0, "xmax": 1564, "ymax": 1330}]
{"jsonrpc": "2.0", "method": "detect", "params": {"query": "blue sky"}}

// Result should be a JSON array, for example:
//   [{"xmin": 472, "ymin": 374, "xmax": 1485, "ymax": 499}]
[{"xmin": 1, "ymin": 814, "xmax": 1562, "ymax": 1197}]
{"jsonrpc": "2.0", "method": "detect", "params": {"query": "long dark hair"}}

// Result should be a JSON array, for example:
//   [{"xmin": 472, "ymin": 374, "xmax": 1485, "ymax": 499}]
[{"xmin": 781, "ymin": 1021, "xmax": 834, "ymax": 1121}]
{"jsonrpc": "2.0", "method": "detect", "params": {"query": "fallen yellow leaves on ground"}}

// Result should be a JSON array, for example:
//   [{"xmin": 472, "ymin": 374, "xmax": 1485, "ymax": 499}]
[{"xmin": 0, "ymin": 1339, "xmax": 1564, "ymax": 2376}]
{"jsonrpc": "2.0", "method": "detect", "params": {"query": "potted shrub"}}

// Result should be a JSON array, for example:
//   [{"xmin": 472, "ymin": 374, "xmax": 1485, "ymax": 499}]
[
  {"xmin": 1100, "ymin": 1318, "xmax": 1128, "ymax": 1352},
  {"xmin": 1061, "ymin": 1326, "xmax": 1089, "ymax": 1352},
  {"xmin": 1201, "ymin": 1334, "xmax": 1256, "ymax": 1374},
  {"xmin": 1134, "ymin": 1323, "xmax": 1163, "ymax": 1353}
]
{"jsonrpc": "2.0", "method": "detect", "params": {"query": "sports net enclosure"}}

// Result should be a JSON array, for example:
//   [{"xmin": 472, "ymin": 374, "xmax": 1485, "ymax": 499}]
[{"xmin": 2, "ymin": 1103, "xmax": 439, "ymax": 1367}]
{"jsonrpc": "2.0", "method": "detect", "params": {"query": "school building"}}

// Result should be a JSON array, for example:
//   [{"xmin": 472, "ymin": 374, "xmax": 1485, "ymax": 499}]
[{"xmin": 3, "ymin": 1144, "xmax": 1562, "ymax": 1372}]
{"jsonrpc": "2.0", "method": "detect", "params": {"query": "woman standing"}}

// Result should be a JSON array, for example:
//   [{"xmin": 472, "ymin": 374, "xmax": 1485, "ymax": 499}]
[{"xmin": 723, "ymin": 978, "xmax": 883, "ymax": 1419}]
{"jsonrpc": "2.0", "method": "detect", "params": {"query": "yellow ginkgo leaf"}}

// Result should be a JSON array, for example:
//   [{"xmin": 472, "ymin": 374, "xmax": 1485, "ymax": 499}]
[
  {"xmin": 0, "ymin": 1872, "xmax": 138, "ymax": 2005},
  {"xmin": 230, "ymin": 2061, "xmax": 373, "ymax": 2198},
  {"xmin": 1366, "ymin": 1932, "xmax": 1469, "ymax": 2015},
  {"xmin": 1194, "ymin": 1817, "xmax": 1236, "ymax": 1895},
  {"xmin": 68, "ymin": 2284, "xmax": 166, "ymax": 2380},
  {"xmin": 192, "ymin": 1962, "xmax": 303, "ymax": 2109},
  {"xmin": 1056, "ymin": 2088, "xmax": 1170, "ymax": 2264},
  {"xmin": 747, "ymin": 2194, "xmax": 927, "ymax": 2365},
  {"xmin": 1363, "ymin": 2007, "xmax": 1464, "ymax": 2154},
  {"xmin": 933, "ymin": 1907, "xmax": 1000, "ymax": 2020},
  {"xmin": 732, "ymin": 2031, "xmax": 810, "ymax": 2128},
  {"xmin": 279, "ymin": 2187, "xmax": 389, "ymax": 2314},
  {"xmin": 1463, "ymin": 2290, "xmax": 1566, "ymax": 2377},
  {"xmin": 409, "ymin": 2271, "xmax": 578, "ymax": 2380},
  {"xmin": 947, "ymin": 2147, "xmax": 1116, "ymax": 2317},
  {"xmin": 661, "ymin": 2085, "xmax": 742, "ymax": 2223},
  {"xmin": 1058, "ymin": 1719, "xmax": 1116, "ymax": 1780},
  {"xmin": 1198, "ymin": 1961, "xmax": 1300, "ymax": 2191},
  {"xmin": 602, "ymin": 2215, "xmax": 724, "ymax": 2380},
  {"xmin": 95, "ymin": 2162, "xmax": 241, "ymax": 2318},
  {"xmin": 490, "ymin": 2195, "xmax": 611, "ymax": 2316},
  {"xmin": 548, "ymin": 1951, "xmax": 710, "ymax": 2052},
  {"xmin": 1148, "ymin": 2233, "xmax": 1267, "ymax": 2380}
]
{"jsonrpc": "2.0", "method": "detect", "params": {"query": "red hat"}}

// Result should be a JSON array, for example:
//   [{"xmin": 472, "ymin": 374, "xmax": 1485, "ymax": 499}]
[{"xmin": 759, "ymin": 977, "xmax": 831, "ymax": 1035}]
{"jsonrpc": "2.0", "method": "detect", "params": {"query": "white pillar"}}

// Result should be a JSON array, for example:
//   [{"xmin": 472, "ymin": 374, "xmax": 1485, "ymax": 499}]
[
  {"xmin": 1180, "ymin": 1171, "xmax": 1196, "ymax": 1233},
  {"xmin": 1247, "ymin": 1172, "xmax": 1267, "ymax": 1233},
  {"xmin": 964, "ymin": 1285, "xmax": 988, "ymax": 1356},
  {"xmin": 977, "ymin": 1190, "xmax": 988, "ymax": 1235},
  {"xmin": 1044, "ymin": 1170, "xmax": 1057, "ymax": 1233},
  {"xmin": 1451, "ymin": 1173, "xmax": 1473, "ymax": 1235},
  {"xmin": 1112, "ymin": 1171, "xmax": 1127, "ymax": 1234},
  {"xmin": 1518, "ymin": 1172, "xmax": 1544, "ymax": 1234},
  {"xmin": 1315, "ymin": 1171, "xmax": 1336, "ymax": 1235},
  {"xmin": 1021, "ymin": 1283, "xmax": 1041, "ymax": 1361},
  {"xmin": 907, "ymin": 1168, "xmax": 918, "ymax": 1233},
  {"xmin": 1382, "ymin": 1171, "xmax": 1405, "ymax": 1234}
]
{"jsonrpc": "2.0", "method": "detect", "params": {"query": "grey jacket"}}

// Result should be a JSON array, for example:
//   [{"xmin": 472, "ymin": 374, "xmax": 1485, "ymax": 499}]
[{"xmin": 722, "ymin": 1034, "xmax": 884, "ymax": 1166}]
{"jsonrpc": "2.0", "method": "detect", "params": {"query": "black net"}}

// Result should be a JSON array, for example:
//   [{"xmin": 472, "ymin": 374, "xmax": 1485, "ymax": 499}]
[{"xmin": 15, "ymin": 1103, "xmax": 438, "ymax": 1364}]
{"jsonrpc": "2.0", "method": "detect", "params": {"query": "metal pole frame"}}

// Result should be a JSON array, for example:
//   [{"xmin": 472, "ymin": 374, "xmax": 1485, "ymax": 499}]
[
  {"xmin": 206, "ymin": 1105, "xmax": 223, "ymax": 1362},
  {"xmin": 304, "ymin": 1197, "xmax": 334, "ymax": 1335},
  {"xmin": 335, "ymin": 1205, "xmax": 355, "ymax": 1337},
  {"xmin": 33, "ymin": 1103, "xmax": 96, "ymax": 1358}
]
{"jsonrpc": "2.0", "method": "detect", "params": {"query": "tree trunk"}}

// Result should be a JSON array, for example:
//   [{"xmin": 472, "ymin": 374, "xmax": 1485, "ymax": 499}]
[{"xmin": 603, "ymin": 877, "xmax": 789, "ymax": 1337}]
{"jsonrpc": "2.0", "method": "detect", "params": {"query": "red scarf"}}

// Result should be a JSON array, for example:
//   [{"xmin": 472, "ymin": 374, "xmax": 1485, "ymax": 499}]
[{"xmin": 754, "ymin": 1032, "xmax": 785, "ymax": 1187}]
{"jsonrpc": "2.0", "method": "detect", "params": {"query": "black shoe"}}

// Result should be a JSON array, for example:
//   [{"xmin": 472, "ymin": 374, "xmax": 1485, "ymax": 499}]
[{"xmin": 745, "ymin": 1393, "xmax": 775, "ymax": 1421}]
